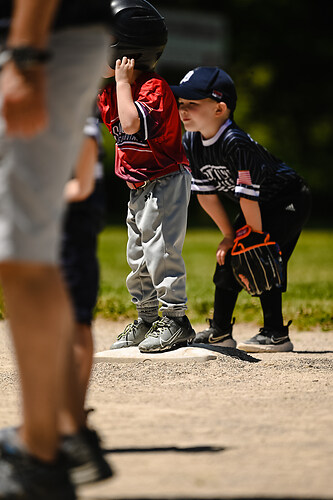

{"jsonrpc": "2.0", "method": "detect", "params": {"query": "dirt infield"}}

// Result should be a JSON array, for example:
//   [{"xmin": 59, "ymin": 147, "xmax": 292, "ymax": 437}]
[{"xmin": 0, "ymin": 319, "xmax": 332, "ymax": 499}]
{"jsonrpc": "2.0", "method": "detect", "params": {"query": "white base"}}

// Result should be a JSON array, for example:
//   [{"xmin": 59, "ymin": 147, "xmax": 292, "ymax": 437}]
[{"xmin": 93, "ymin": 346, "xmax": 217, "ymax": 363}]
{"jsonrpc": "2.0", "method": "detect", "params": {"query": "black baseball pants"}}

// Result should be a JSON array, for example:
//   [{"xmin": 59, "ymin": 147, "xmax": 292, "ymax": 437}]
[{"xmin": 212, "ymin": 181, "xmax": 312, "ymax": 331}]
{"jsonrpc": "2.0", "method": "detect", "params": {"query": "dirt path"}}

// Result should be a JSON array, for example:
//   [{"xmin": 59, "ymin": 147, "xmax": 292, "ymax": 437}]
[{"xmin": 0, "ymin": 319, "xmax": 332, "ymax": 499}]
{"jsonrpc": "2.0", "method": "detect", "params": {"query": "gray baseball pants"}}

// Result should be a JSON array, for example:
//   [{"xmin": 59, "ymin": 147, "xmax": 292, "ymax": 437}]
[{"xmin": 126, "ymin": 167, "xmax": 191, "ymax": 320}]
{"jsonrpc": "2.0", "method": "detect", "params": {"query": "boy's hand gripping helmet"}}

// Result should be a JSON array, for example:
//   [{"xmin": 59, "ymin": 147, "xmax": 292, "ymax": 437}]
[{"xmin": 109, "ymin": 0, "xmax": 168, "ymax": 71}]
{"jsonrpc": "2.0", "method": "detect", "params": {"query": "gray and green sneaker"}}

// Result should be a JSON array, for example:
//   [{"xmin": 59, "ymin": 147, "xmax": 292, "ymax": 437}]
[
  {"xmin": 237, "ymin": 321, "xmax": 293, "ymax": 353},
  {"xmin": 110, "ymin": 318, "xmax": 152, "ymax": 349},
  {"xmin": 138, "ymin": 315, "xmax": 195, "ymax": 353}
]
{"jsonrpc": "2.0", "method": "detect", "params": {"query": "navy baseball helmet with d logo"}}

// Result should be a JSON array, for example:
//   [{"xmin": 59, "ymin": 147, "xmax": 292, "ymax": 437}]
[{"xmin": 109, "ymin": 0, "xmax": 168, "ymax": 71}]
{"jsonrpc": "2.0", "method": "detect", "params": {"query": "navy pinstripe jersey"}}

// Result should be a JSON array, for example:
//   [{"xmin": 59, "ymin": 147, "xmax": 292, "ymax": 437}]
[{"xmin": 183, "ymin": 119, "xmax": 301, "ymax": 204}]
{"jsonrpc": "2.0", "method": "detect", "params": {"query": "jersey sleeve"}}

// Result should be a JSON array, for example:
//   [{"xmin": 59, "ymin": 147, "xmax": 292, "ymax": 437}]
[
  {"xmin": 97, "ymin": 84, "xmax": 115, "ymax": 133},
  {"xmin": 83, "ymin": 116, "xmax": 100, "ymax": 141},
  {"xmin": 224, "ymin": 135, "xmax": 262, "ymax": 201},
  {"xmin": 82, "ymin": 115, "xmax": 104, "ymax": 179},
  {"xmin": 233, "ymin": 149, "xmax": 260, "ymax": 201},
  {"xmin": 190, "ymin": 168, "xmax": 219, "ymax": 195},
  {"xmin": 183, "ymin": 133, "xmax": 219, "ymax": 195},
  {"xmin": 134, "ymin": 78, "xmax": 165, "ymax": 141}
]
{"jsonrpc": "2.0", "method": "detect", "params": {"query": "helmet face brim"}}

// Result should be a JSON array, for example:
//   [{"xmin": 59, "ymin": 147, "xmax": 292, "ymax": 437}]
[{"xmin": 108, "ymin": 41, "xmax": 165, "ymax": 71}]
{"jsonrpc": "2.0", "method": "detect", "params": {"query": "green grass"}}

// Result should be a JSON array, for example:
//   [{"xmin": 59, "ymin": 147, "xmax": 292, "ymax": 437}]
[
  {"xmin": 96, "ymin": 227, "xmax": 333, "ymax": 331},
  {"xmin": 1, "ymin": 227, "xmax": 329, "ymax": 330}
]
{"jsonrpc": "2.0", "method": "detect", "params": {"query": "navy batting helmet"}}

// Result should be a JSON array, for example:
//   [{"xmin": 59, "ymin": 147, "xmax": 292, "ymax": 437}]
[{"xmin": 109, "ymin": 0, "xmax": 168, "ymax": 71}]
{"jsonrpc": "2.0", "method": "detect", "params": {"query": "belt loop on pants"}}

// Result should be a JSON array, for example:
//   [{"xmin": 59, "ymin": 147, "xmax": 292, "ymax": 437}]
[{"xmin": 126, "ymin": 180, "xmax": 150, "ymax": 190}]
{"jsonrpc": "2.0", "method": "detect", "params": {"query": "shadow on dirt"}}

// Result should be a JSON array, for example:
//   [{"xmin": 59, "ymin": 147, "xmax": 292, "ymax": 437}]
[
  {"xmin": 84, "ymin": 496, "xmax": 329, "ymax": 500},
  {"xmin": 294, "ymin": 350, "xmax": 333, "ymax": 354},
  {"xmin": 191, "ymin": 343, "xmax": 260, "ymax": 363},
  {"xmin": 103, "ymin": 445, "xmax": 226, "ymax": 454}
]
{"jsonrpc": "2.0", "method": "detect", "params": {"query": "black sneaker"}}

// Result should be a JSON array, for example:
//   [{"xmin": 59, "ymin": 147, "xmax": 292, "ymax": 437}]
[
  {"xmin": 237, "ymin": 321, "xmax": 293, "ymax": 353},
  {"xmin": 110, "ymin": 318, "xmax": 152, "ymax": 349},
  {"xmin": 0, "ymin": 430, "xmax": 76, "ymax": 500},
  {"xmin": 0, "ymin": 426, "xmax": 113, "ymax": 487},
  {"xmin": 61, "ymin": 427, "xmax": 113, "ymax": 486},
  {"xmin": 138, "ymin": 315, "xmax": 195, "ymax": 352},
  {"xmin": 194, "ymin": 319, "xmax": 236, "ymax": 347}
]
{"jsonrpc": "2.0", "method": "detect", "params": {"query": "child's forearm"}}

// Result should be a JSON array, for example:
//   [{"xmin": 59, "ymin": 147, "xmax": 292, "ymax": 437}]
[
  {"xmin": 197, "ymin": 194, "xmax": 234, "ymax": 237},
  {"xmin": 116, "ymin": 81, "xmax": 140, "ymax": 134},
  {"xmin": 64, "ymin": 137, "xmax": 98, "ymax": 202},
  {"xmin": 240, "ymin": 197, "xmax": 262, "ymax": 231}
]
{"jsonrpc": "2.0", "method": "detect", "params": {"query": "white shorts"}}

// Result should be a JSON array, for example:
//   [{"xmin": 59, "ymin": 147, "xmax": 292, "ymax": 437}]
[{"xmin": 0, "ymin": 26, "xmax": 108, "ymax": 264}]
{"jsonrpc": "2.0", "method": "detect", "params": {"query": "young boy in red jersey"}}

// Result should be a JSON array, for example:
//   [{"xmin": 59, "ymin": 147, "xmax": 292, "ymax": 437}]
[{"xmin": 98, "ymin": 0, "xmax": 195, "ymax": 352}]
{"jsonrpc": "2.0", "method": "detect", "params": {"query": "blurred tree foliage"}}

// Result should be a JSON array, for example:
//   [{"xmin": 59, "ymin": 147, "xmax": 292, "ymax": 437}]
[{"xmin": 102, "ymin": 0, "xmax": 332, "ymax": 227}]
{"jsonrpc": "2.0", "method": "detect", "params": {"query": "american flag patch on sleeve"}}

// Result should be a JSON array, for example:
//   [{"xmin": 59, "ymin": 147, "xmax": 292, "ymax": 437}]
[
  {"xmin": 235, "ymin": 169, "xmax": 260, "ymax": 199},
  {"xmin": 237, "ymin": 170, "xmax": 252, "ymax": 185}
]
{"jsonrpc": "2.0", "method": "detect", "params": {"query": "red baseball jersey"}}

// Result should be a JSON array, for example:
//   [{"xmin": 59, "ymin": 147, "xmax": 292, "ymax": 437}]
[{"xmin": 98, "ymin": 72, "xmax": 188, "ymax": 183}]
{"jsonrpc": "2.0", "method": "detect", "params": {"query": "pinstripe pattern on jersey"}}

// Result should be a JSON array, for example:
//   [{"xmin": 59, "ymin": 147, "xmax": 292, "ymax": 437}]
[{"xmin": 183, "ymin": 121, "xmax": 300, "ymax": 203}]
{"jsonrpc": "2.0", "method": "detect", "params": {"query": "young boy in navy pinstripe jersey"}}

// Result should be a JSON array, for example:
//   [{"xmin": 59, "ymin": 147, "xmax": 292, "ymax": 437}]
[{"xmin": 172, "ymin": 66, "xmax": 311, "ymax": 352}]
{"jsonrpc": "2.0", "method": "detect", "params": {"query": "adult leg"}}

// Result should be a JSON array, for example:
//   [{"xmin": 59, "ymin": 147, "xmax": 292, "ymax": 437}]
[
  {"xmin": 71, "ymin": 323, "xmax": 94, "ymax": 414},
  {"xmin": 60, "ymin": 188, "xmax": 105, "ymax": 418},
  {"xmin": 46, "ymin": 27, "xmax": 108, "ymax": 436},
  {"xmin": 0, "ymin": 262, "xmax": 77, "ymax": 461},
  {"xmin": 0, "ymin": 26, "xmax": 108, "ymax": 457},
  {"xmin": 58, "ymin": 193, "xmax": 113, "ymax": 485}
]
